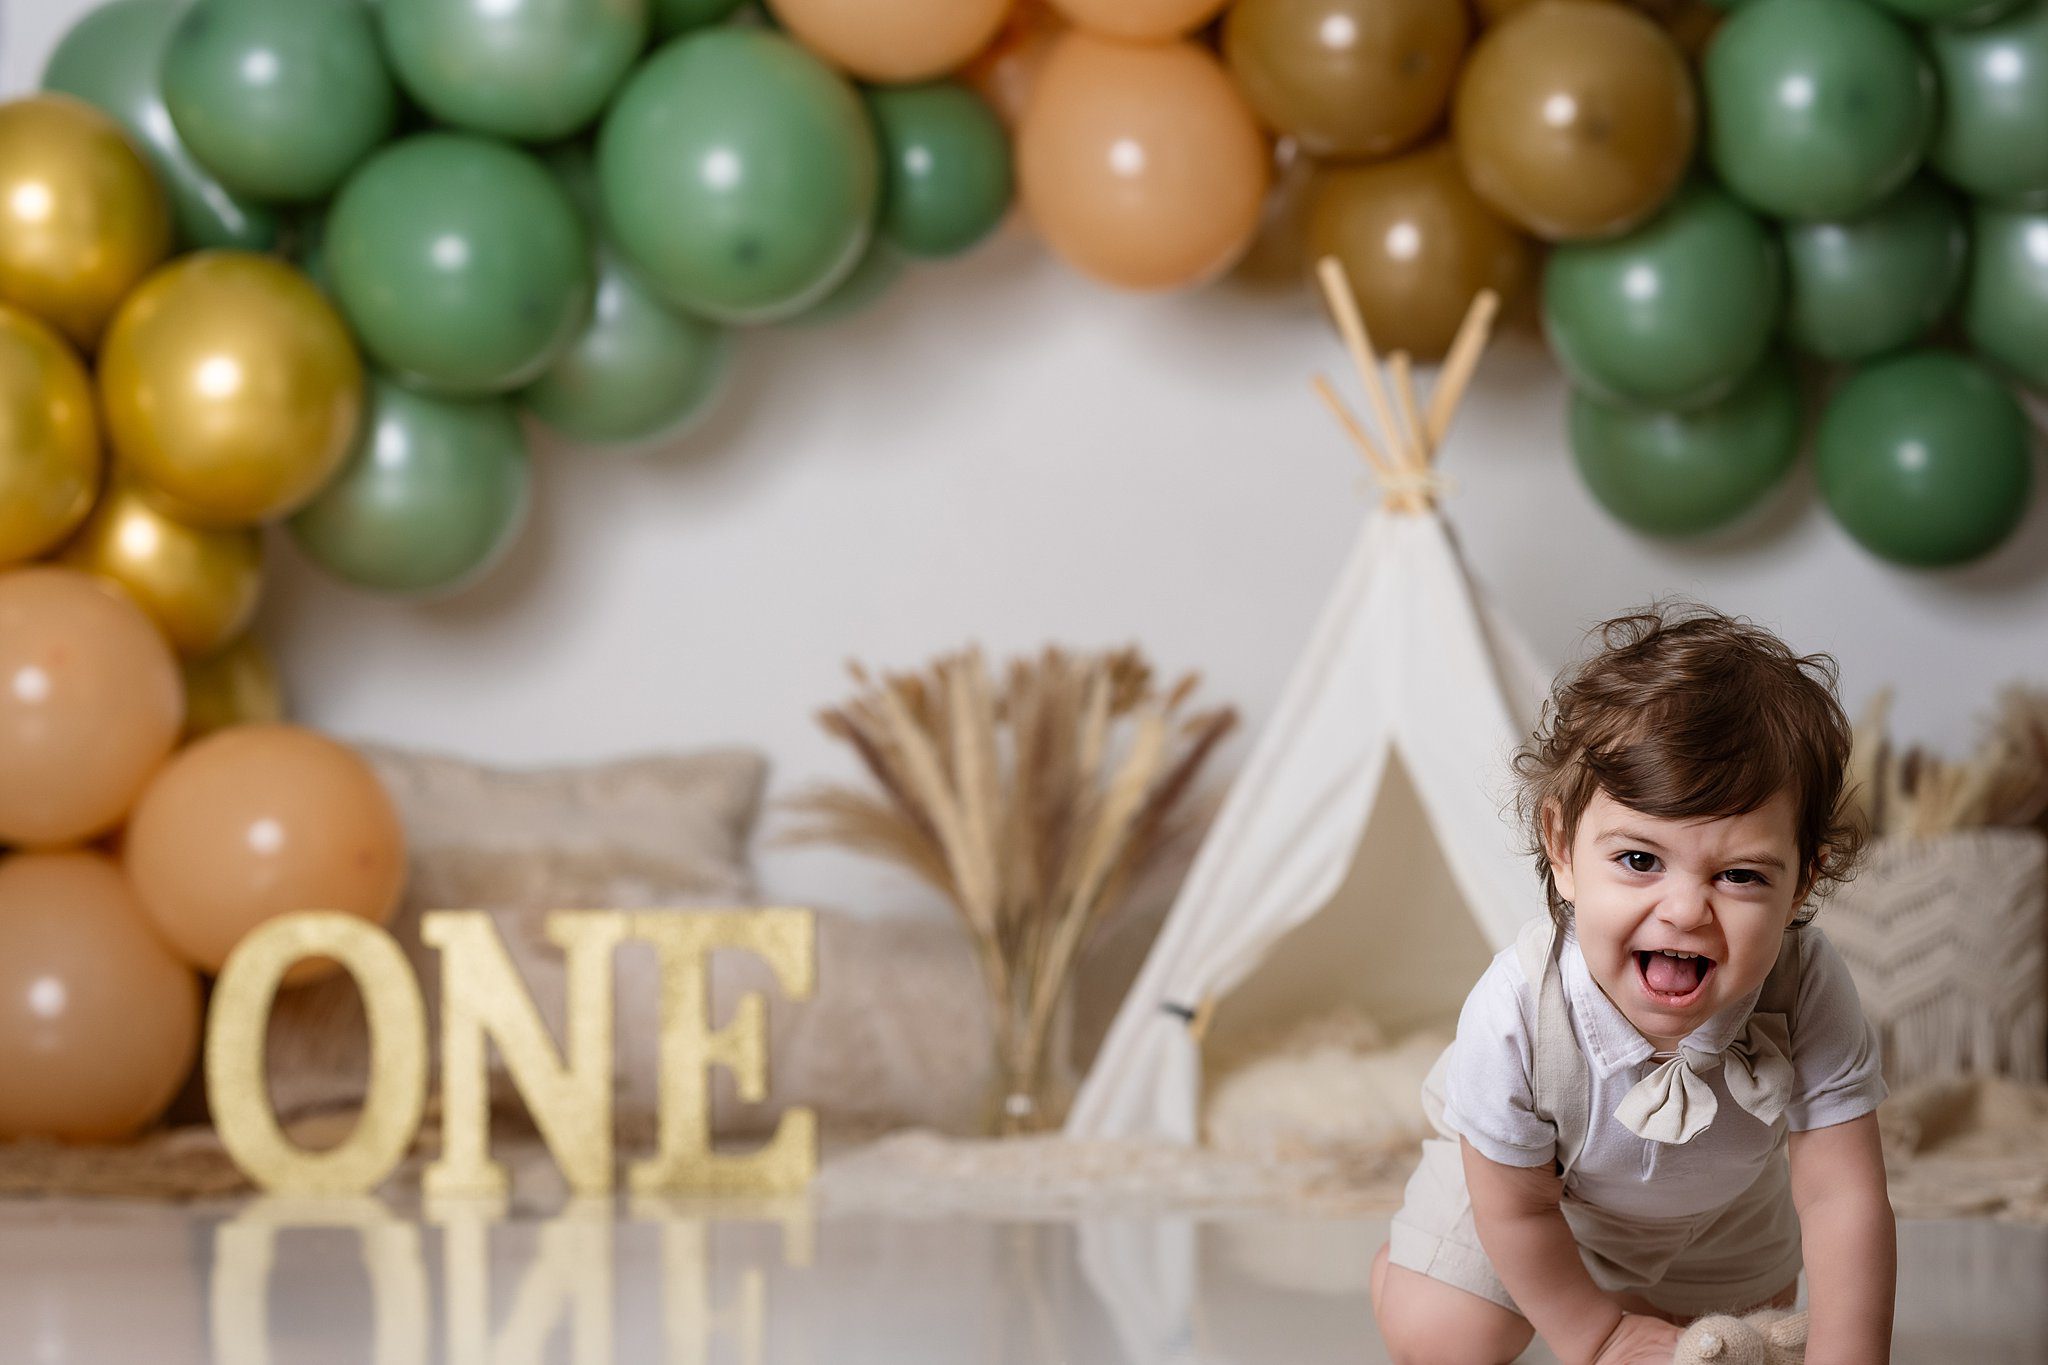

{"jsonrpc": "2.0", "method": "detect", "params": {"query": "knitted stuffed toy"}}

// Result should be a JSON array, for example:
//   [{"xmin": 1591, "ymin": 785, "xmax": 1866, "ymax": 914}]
[{"xmin": 1673, "ymin": 1308, "xmax": 1808, "ymax": 1364}]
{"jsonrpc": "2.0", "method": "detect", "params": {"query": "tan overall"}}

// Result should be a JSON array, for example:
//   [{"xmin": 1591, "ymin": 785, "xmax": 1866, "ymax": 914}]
[{"xmin": 1386, "ymin": 916, "xmax": 1806, "ymax": 1320}]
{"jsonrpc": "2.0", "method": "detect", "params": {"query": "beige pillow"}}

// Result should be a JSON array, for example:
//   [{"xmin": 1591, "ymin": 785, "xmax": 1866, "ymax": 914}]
[
  {"xmin": 715, "ymin": 909, "xmax": 993, "ymax": 1138},
  {"xmin": 253, "ymin": 741, "xmax": 1177, "ymax": 1142},
  {"xmin": 259, "ymin": 742, "xmax": 769, "ymax": 1125}
]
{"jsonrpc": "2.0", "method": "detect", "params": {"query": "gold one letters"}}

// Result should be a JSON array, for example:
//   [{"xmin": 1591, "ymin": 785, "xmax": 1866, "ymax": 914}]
[{"xmin": 205, "ymin": 908, "xmax": 817, "ymax": 1197}]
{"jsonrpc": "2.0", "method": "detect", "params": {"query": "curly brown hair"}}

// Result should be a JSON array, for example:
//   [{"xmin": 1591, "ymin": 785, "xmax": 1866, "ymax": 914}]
[{"xmin": 1509, "ymin": 597, "xmax": 1868, "ymax": 933}]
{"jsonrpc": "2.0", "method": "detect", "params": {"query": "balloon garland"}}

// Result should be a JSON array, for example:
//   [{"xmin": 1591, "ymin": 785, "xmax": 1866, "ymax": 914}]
[{"xmin": 1, "ymin": 0, "xmax": 2046, "ymax": 1141}]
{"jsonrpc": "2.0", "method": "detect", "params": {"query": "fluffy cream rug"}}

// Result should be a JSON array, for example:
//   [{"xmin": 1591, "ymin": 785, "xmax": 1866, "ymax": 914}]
[{"xmin": 5, "ymin": 1076, "xmax": 2044, "ymax": 1222}]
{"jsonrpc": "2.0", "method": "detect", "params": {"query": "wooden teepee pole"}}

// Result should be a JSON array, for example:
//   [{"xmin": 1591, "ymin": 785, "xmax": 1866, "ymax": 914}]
[
  {"xmin": 1310, "ymin": 373, "xmax": 1397, "ymax": 483},
  {"xmin": 1313, "ymin": 258, "xmax": 1417, "ymax": 467},
  {"xmin": 1313, "ymin": 256, "xmax": 1431, "ymax": 511},
  {"xmin": 1425, "ymin": 289, "xmax": 1500, "ymax": 455},
  {"xmin": 1389, "ymin": 351, "xmax": 1427, "ymax": 469},
  {"xmin": 1311, "ymin": 259, "xmax": 1502, "ymax": 509}
]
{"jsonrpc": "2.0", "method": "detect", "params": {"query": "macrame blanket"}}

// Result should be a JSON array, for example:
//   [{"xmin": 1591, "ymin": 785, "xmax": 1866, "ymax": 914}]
[{"xmin": 1823, "ymin": 829, "xmax": 2047, "ymax": 1089}]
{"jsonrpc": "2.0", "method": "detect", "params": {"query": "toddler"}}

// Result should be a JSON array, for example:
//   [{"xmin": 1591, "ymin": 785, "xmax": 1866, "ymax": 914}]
[{"xmin": 1370, "ymin": 601, "xmax": 1895, "ymax": 1365}]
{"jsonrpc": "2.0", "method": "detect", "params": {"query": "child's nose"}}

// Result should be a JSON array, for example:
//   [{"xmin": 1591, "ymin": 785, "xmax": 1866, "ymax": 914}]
[{"xmin": 1656, "ymin": 881, "xmax": 1715, "ymax": 928}]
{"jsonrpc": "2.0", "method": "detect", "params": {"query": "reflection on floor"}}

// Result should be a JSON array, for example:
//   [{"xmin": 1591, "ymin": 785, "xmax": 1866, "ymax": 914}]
[{"xmin": 2, "ymin": 1200, "xmax": 2043, "ymax": 1363}]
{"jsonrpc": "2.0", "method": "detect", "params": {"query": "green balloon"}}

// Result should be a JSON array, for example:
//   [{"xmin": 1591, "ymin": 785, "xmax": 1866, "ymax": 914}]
[
  {"xmin": 866, "ymin": 82, "xmax": 1011, "ymax": 260},
  {"xmin": 792, "ymin": 240, "xmax": 905, "ymax": 325},
  {"xmin": 653, "ymin": 0, "xmax": 745, "ymax": 36},
  {"xmin": 1569, "ymin": 360, "xmax": 1803, "ymax": 537},
  {"xmin": 1543, "ymin": 182, "xmax": 1782, "ymax": 410},
  {"xmin": 520, "ymin": 150, "xmax": 735, "ymax": 444},
  {"xmin": 1962, "ymin": 204, "xmax": 2048, "ymax": 390},
  {"xmin": 1704, "ymin": 0, "xmax": 1933, "ymax": 220},
  {"xmin": 326, "ymin": 133, "xmax": 593, "ymax": 395},
  {"xmin": 290, "ymin": 207, "xmax": 332, "ymax": 291},
  {"xmin": 161, "ymin": 0, "xmax": 396, "ymax": 203},
  {"xmin": 520, "ymin": 252, "xmax": 734, "ymax": 444},
  {"xmin": 1816, "ymin": 351, "xmax": 2032, "ymax": 567},
  {"xmin": 40, "ymin": 0, "xmax": 282, "ymax": 250},
  {"xmin": 1868, "ymin": 0, "xmax": 2025, "ymax": 26},
  {"xmin": 596, "ymin": 28, "xmax": 878, "ymax": 323},
  {"xmin": 1929, "ymin": 1, "xmax": 2048, "ymax": 206},
  {"xmin": 379, "ymin": 0, "xmax": 648, "ymax": 142},
  {"xmin": 1781, "ymin": 178, "xmax": 1966, "ymax": 362},
  {"xmin": 290, "ymin": 376, "xmax": 531, "ymax": 595}
]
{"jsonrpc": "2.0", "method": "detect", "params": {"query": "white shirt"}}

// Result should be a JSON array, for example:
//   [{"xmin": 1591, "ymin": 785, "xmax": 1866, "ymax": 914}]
[{"xmin": 1439, "ymin": 920, "xmax": 1888, "ymax": 1220}]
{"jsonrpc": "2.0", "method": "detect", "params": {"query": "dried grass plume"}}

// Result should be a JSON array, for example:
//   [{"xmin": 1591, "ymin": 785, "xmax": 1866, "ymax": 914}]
[
  {"xmin": 783, "ymin": 644, "xmax": 1238, "ymax": 1131},
  {"xmin": 1846, "ymin": 683, "xmax": 2048, "ymax": 838}
]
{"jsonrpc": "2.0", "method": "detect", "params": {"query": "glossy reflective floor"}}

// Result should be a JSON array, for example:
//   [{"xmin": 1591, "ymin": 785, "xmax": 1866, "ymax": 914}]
[{"xmin": 3, "ymin": 1201, "xmax": 2044, "ymax": 1363}]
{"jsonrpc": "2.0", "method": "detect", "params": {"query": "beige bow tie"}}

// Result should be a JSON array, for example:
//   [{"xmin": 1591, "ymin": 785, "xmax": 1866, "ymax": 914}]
[{"xmin": 1614, "ymin": 1011, "xmax": 1794, "ymax": 1144}]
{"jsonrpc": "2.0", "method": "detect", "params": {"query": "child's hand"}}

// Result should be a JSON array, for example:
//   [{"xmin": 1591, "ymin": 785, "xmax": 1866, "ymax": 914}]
[{"xmin": 1589, "ymin": 1311, "xmax": 1685, "ymax": 1365}]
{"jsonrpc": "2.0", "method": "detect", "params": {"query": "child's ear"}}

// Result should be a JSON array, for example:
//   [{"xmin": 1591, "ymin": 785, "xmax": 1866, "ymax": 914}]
[
  {"xmin": 1541, "ymin": 797, "xmax": 1578, "ymax": 903},
  {"xmin": 1787, "ymin": 861, "xmax": 1818, "ymax": 923}
]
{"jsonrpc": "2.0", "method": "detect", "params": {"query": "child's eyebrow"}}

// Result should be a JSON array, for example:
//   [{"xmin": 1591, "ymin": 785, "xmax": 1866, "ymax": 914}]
[{"xmin": 1596, "ymin": 827, "xmax": 1789, "ymax": 872}]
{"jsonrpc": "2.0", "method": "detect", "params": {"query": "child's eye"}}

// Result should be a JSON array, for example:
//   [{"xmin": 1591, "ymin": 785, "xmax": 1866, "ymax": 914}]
[{"xmin": 1616, "ymin": 852, "xmax": 1769, "ymax": 887}]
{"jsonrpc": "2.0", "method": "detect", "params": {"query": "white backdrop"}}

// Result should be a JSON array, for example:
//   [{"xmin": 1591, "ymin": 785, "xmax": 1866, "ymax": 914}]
[{"xmin": 8, "ymin": 1, "xmax": 2047, "ymax": 919}]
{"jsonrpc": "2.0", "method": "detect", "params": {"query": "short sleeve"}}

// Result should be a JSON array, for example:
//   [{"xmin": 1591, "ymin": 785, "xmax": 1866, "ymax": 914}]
[
  {"xmin": 1784, "ymin": 927, "xmax": 1890, "ymax": 1131},
  {"xmin": 1440, "ymin": 950, "xmax": 1557, "ymax": 1167}
]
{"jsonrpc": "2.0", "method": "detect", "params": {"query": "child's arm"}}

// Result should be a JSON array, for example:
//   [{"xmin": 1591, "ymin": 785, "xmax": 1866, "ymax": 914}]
[
  {"xmin": 1789, "ymin": 1111, "xmax": 1895, "ymax": 1364},
  {"xmin": 1462, "ymin": 1137, "xmax": 1675, "ymax": 1365}
]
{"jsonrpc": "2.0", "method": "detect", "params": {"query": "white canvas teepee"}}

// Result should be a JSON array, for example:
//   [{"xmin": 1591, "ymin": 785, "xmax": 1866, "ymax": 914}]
[{"xmin": 1065, "ymin": 262, "xmax": 1553, "ymax": 1143}]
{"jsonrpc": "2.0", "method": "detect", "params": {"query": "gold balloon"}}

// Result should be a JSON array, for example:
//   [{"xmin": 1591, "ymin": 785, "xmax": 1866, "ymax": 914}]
[
  {"xmin": 181, "ymin": 632, "xmax": 285, "ymax": 741},
  {"xmin": 1051, "ymin": 0, "xmax": 1228, "ymax": 41},
  {"xmin": 1228, "ymin": 139, "xmax": 1319, "ymax": 292},
  {"xmin": 1223, "ymin": 0, "xmax": 1472, "ymax": 160},
  {"xmin": 99, "ymin": 252, "xmax": 362, "ymax": 528},
  {"xmin": 0, "ymin": 851, "xmax": 202, "ymax": 1141},
  {"xmin": 0, "ymin": 566, "xmax": 183, "ymax": 847},
  {"xmin": 1018, "ymin": 32, "xmax": 1271, "ymax": 291},
  {"xmin": 124, "ymin": 723, "xmax": 406, "ymax": 980},
  {"xmin": 0, "ymin": 303, "xmax": 99, "ymax": 565},
  {"xmin": 767, "ymin": 0, "xmax": 1013, "ymax": 82},
  {"xmin": 1638, "ymin": 0, "xmax": 1725, "ymax": 61},
  {"xmin": 58, "ymin": 476, "xmax": 262, "ymax": 659},
  {"xmin": 0, "ymin": 95, "xmax": 171, "ymax": 350},
  {"xmin": 1452, "ymin": 0, "xmax": 1696, "ymax": 241},
  {"xmin": 1303, "ymin": 140, "xmax": 1535, "ymax": 359}
]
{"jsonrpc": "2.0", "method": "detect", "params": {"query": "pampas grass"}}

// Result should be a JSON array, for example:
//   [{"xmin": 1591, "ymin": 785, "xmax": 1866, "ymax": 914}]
[
  {"xmin": 785, "ymin": 645, "xmax": 1237, "ymax": 1133},
  {"xmin": 1847, "ymin": 683, "xmax": 2048, "ymax": 839}
]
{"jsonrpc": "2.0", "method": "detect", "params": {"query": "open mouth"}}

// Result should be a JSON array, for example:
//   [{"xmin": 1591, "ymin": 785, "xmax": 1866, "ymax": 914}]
[{"xmin": 1633, "ymin": 949, "xmax": 1715, "ymax": 1008}]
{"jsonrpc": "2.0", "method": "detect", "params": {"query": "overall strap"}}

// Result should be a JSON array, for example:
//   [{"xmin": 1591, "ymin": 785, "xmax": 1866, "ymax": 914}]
[
  {"xmin": 1755, "ymin": 922, "xmax": 1805, "ymax": 1029},
  {"xmin": 1514, "ymin": 915, "xmax": 1592, "ymax": 1183}
]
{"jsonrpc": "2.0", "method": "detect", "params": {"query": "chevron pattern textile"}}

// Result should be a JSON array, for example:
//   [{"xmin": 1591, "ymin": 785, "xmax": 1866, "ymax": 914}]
[{"xmin": 1825, "ymin": 829, "xmax": 2048, "ymax": 1090}]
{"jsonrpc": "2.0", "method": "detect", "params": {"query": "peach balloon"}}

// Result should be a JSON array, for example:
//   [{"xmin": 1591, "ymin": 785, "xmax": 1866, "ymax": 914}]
[
  {"xmin": 123, "ymin": 723, "xmax": 406, "ymax": 981},
  {"xmin": 1050, "ymin": 0, "xmax": 1227, "ymax": 41},
  {"xmin": 1018, "ymin": 32, "xmax": 1270, "ymax": 291},
  {"xmin": 0, "ymin": 567, "xmax": 183, "ymax": 847},
  {"xmin": 0, "ymin": 851, "xmax": 201, "ymax": 1140},
  {"xmin": 963, "ymin": 0, "xmax": 1066, "ymax": 130},
  {"xmin": 767, "ymin": 0, "xmax": 1014, "ymax": 83}
]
